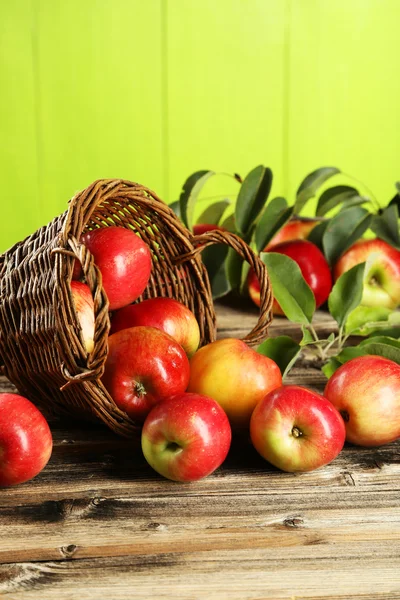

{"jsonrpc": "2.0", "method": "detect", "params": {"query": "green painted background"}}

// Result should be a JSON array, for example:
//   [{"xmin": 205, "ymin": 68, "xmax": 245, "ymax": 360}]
[{"xmin": 1, "ymin": 0, "xmax": 399, "ymax": 252}]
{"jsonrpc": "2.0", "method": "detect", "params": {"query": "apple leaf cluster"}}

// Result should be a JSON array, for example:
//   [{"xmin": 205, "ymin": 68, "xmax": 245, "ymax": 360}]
[
  {"xmin": 173, "ymin": 164, "xmax": 400, "ymax": 299},
  {"xmin": 258, "ymin": 255, "xmax": 400, "ymax": 379}
]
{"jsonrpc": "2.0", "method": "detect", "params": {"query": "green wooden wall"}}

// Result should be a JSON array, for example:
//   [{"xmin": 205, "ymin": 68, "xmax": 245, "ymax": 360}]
[{"xmin": 1, "ymin": 0, "xmax": 399, "ymax": 252}]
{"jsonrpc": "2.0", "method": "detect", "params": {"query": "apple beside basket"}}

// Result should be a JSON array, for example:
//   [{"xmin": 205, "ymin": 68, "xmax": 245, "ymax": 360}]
[{"xmin": 0, "ymin": 179, "xmax": 274, "ymax": 436}]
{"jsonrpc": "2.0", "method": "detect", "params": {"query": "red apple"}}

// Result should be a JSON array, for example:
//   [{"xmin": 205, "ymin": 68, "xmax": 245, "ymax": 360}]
[
  {"xmin": 73, "ymin": 226, "xmax": 152, "ymax": 311},
  {"xmin": 333, "ymin": 239, "xmax": 400, "ymax": 309},
  {"xmin": 248, "ymin": 239, "xmax": 332, "ymax": 314},
  {"xmin": 141, "ymin": 392, "xmax": 232, "ymax": 482},
  {"xmin": 187, "ymin": 338, "xmax": 282, "ymax": 429},
  {"xmin": 71, "ymin": 281, "xmax": 95, "ymax": 354},
  {"xmin": 110, "ymin": 297, "xmax": 200, "ymax": 357},
  {"xmin": 193, "ymin": 223, "xmax": 225, "ymax": 236},
  {"xmin": 102, "ymin": 326, "xmax": 190, "ymax": 422},
  {"xmin": 266, "ymin": 217, "xmax": 320, "ymax": 249},
  {"xmin": 250, "ymin": 385, "xmax": 346, "ymax": 472},
  {"xmin": 0, "ymin": 393, "xmax": 53, "ymax": 487},
  {"xmin": 324, "ymin": 355, "xmax": 400, "ymax": 447}
]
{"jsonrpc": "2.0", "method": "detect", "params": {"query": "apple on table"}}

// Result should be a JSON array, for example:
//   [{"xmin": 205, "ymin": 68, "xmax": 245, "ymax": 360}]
[
  {"xmin": 266, "ymin": 217, "xmax": 320, "ymax": 249},
  {"xmin": 188, "ymin": 338, "xmax": 282, "ymax": 430},
  {"xmin": 102, "ymin": 326, "xmax": 190, "ymax": 422},
  {"xmin": 334, "ymin": 238, "xmax": 400, "ymax": 309},
  {"xmin": 248, "ymin": 239, "xmax": 332, "ymax": 314},
  {"xmin": 324, "ymin": 355, "xmax": 400, "ymax": 447},
  {"xmin": 250, "ymin": 385, "xmax": 346, "ymax": 472},
  {"xmin": 0, "ymin": 393, "xmax": 53, "ymax": 487},
  {"xmin": 142, "ymin": 392, "xmax": 232, "ymax": 482}
]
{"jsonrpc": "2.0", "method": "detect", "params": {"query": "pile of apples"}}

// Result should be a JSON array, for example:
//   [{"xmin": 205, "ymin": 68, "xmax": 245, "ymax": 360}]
[
  {"xmin": 247, "ymin": 218, "xmax": 400, "ymax": 313},
  {"xmin": 1, "ymin": 225, "xmax": 400, "ymax": 488}
]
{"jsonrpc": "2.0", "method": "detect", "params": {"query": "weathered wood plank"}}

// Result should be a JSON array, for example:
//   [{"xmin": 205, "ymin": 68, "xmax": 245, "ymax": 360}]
[
  {"xmin": 216, "ymin": 299, "xmax": 338, "ymax": 342},
  {"xmin": 1, "ymin": 306, "xmax": 399, "ymax": 599},
  {"xmin": 1, "ymin": 553, "xmax": 400, "ymax": 599}
]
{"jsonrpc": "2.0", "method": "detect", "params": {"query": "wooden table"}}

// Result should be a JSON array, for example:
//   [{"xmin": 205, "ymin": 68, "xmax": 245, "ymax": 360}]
[{"xmin": 1, "ymin": 301, "xmax": 400, "ymax": 599}]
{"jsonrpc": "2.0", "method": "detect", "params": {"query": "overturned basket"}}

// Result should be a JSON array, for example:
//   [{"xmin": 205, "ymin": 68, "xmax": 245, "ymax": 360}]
[{"xmin": 0, "ymin": 179, "xmax": 273, "ymax": 436}]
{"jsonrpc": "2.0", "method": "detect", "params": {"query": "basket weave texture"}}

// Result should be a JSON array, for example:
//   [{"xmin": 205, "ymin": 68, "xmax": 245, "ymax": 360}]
[{"xmin": 0, "ymin": 179, "xmax": 273, "ymax": 436}]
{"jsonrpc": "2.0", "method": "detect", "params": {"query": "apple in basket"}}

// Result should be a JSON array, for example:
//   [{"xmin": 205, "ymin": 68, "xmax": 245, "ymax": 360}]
[
  {"xmin": 250, "ymin": 385, "xmax": 346, "ymax": 472},
  {"xmin": 187, "ymin": 338, "xmax": 282, "ymax": 430},
  {"xmin": 102, "ymin": 326, "xmax": 190, "ymax": 422},
  {"xmin": 142, "ymin": 392, "xmax": 232, "ymax": 482},
  {"xmin": 324, "ymin": 355, "xmax": 400, "ymax": 447},
  {"xmin": 73, "ymin": 226, "xmax": 152, "ymax": 311},
  {"xmin": 248, "ymin": 239, "xmax": 332, "ymax": 314},
  {"xmin": 0, "ymin": 393, "xmax": 53, "ymax": 487},
  {"xmin": 71, "ymin": 281, "xmax": 95, "ymax": 354},
  {"xmin": 110, "ymin": 297, "xmax": 200, "ymax": 357},
  {"xmin": 333, "ymin": 238, "xmax": 400, "ymax": 309}
]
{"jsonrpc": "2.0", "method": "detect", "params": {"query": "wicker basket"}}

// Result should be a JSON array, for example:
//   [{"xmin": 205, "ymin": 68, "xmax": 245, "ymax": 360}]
[{"xmin": 0, "ymin": 179, "xmax": 273, "ymax": 436}]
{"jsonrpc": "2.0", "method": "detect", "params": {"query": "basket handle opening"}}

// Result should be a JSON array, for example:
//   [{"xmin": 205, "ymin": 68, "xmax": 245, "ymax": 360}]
[{"xmin": 174, "ymin": 230, "xmax": 274, "ymax": 346}]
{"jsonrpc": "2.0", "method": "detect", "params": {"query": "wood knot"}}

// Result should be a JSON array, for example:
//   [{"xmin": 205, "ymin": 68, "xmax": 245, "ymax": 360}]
[
  {"xmin": 146, "ymin": 522, "xmax": 167, "ymax": 531},
  {"xmin": 60, "ymin": 544, "xmax": 78, "ymax": 559},
  {"xmin": 283, "ymin": 516, "xmax": 304, "ymax": 528}
]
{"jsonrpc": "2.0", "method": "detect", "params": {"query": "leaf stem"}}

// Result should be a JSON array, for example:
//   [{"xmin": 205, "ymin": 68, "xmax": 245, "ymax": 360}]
[
  {"xmin": 341, "ymin": 171, "xmax": 381, "ymax": 213},
  {"xmin": 308, "ymin": 324, "xmax": 325, "ymax": 360}
]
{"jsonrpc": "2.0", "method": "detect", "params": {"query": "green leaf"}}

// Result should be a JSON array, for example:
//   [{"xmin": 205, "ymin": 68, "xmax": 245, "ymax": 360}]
[
  {"xmin": 235, "ymin": 165, "xmax": 273, "ymax": 235},
  {"xmin": 306, "ymin": 219, "xmax": 330, "ymax": 251},
  {"xmin": 316, "ymin": 185, "xmax": 359, "ymax": 217},
  {"xmin": 345, "ymin": 305, "xmax": 394, "ymax": 336},
  {"xmin": 219, "ymin": 213, "xmax": 236, "ymax": 232},
  {"xmin": 359, "ymin": 335, "xmax": 400, "ymax": 349},
  {"xmin": 239, "ymin": 260, "xmax": 251, "ymax": 296},
  {"xmin": 225, "ymin": 248, "xmax": 243, "ymax": 292},
  {"xmin": 337, "ymin": 340, "xmax": 400, "ymax": 365},
  {"xmin": 169, "ymin": 200, "xmax": 181, "ymax": 219},
  {"xmin": 322, "ymin": 357, "xmax": 342, "ymax": 379},
  {"xmin": 300, "ymin": 326, "xmax": 315, "ymax": 346},
  {"xmin": 295, "ymin": 167, "xmax": 341, "ymax": 214},
  {"xmin": 261, "ymin": 253, "xmax": 316, "ymax": 325},
  {"xmin": 328, "ymin": 262, "xmax": 366, "ymax": 329},
  {"xmin": 257, "ymin": 335, "xmax": 301, "ymax": 379},
  {"xmin": 370, "ymin": 204, "xmax": 400, "ymax": 249},
  {"xmin": 322, "ymin": 206, "xmax": 372, "ymax": 266},
  {"xmin": 196, "ymin": 199, "xmax": 231, "ymax": 226},
  {"xmin": 201, "ymin": 245, "xmax": 231, "ymax": 300},
  {"xmin": 338, "ymin": 196, "xmax": 371, "ymax": 211},
  {"xmin": 254, "ymin": 197, "xmax": 294, "ymax": 252},
  {"xmin": 179, "ymin": 170, "xmax": 215, "ymax": 230}
]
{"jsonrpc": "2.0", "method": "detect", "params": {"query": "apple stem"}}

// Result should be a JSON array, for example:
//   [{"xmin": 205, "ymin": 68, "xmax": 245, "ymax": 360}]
[
  {"xmin": 292, "ymin": 426, "xmax": 303, "ymax": 438},
  {"xmin": 340, "ymin": 410, "xmax": 350, "ymax": 422},
  {"xmin": 135, "ymin": 382, "xmax": 147, "ymax": 398}
]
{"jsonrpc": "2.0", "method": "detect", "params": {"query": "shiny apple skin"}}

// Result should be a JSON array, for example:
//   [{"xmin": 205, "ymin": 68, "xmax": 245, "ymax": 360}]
[
  {"xmin": 74, "ymin": 226, "xmax": 152, "ymax": 311},
  {"xmin": 102, "ymin": 326, "xmax": 190, "ymax": 422},
  {"xmin": 110, "ymin": 297, "xmax": 200, "ymax": 357},
  {"xmin": 0, "ymin": 394, "xmax": 53, "ymax": 487},
  {"xmin": 266, "ymin": 218, "xmax": 319, "ymax": 249},
  {"xmin": 187, "ymin": 338, "xmax": 282, "ymax": 429},
  {"xmin": 142, "ymin": 392, "xmax": 232, "ymax": 482},
  {"xmin": 193, "ymin": 224, "xmax": 225, "ymax": 236},
  {"xmin": 324, "ymin": 355, "xmax": 400, "ymax": 447},
  {"xmin": 71, "ymin": 281, "xmax": 95, "ymax": 354},
  {"xmin": 248, "ymin": 239, "xmax": 332, "ymax": 314},
  {"xmin": 333, "ymin": 239, "xmax": 400, "ymax": 309},
  {"xmin": 250, "ymin": 385, "xmax": 346, "ymax": 472}
]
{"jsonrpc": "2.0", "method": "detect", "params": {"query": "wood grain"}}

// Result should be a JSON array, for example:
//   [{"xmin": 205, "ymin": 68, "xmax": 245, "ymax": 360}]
[{"xmin": 1, "ymin": 304, "xmax": 399, "ymax": 599}]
